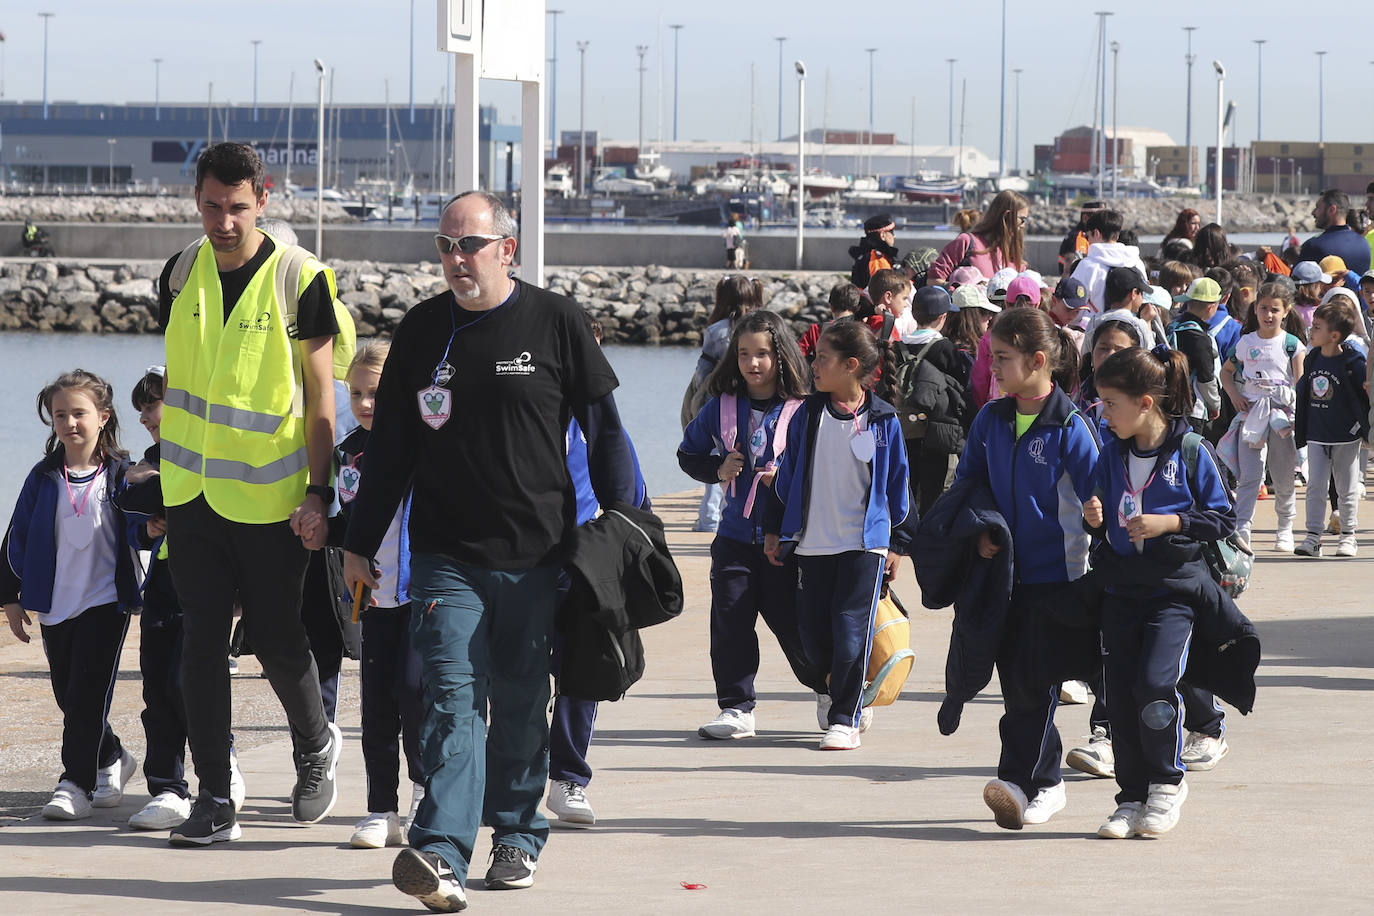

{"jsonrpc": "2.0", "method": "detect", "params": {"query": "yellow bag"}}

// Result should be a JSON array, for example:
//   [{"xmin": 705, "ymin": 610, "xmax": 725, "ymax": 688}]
[{"xmin": 863, "ymin": 589, "xmax": 914, "ymax": 707}]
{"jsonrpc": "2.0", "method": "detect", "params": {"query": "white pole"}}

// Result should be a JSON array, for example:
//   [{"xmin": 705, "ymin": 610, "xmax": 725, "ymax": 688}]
[
  {"xmin": 314, "ymin": 59, "xmax": 326, "ymax": 256},
  {"xmin": 796, "ymin": 62, "xmax": 806, "ymax": 270},
  {"xmin": 285, "ymin": 71, "xmax": 294, "ymax": 193},
  {"xmin": 1215, "ymin": 62, "xmax": 1225, "ymax": 226}
]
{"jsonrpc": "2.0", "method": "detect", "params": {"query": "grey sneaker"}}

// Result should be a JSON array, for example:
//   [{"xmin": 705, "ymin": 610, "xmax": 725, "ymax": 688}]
[
  {"xmin": 697, "ymin": 707, "xmax": 755, "ymax": 740},
  {"xmin": 485, "ymin": 843, "xmax": 537, "ymax": 890},
  {"xmin": 1294, "ymin": 535, "xmax": 1322, "ymax": 557},
  {"xmin": 169, "ymin": 794, "xmax": 240, "ymax": 846},
  {"xmin": 393, "ymin": 847, "xmax": 467, "ymax": 912},
  {"xmin": 547, "ymin": 780, "xmax": 595, "ymax": 827},
  {"xmin": 1180, "ymin": 732, "xmax": 1228, "ymax": 771},
  {"xmin": 1065, "ymin": 726, "xmax": 1115, "ymax": 778},
  {"xmin": 292, "ymin": 721, "xmax": 341, "ymax": 824}
]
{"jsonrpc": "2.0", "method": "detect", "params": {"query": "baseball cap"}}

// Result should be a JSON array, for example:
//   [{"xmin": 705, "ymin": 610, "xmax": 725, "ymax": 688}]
[
  {"xmin": 1363, "ymin": 267, "xmax": 1374, "ymax": 284},
  {"xmin": 913, "ymin": 285, "xmax": 959, "ymax": 317},
  {"xmin": 1292, "ymin": 261, "xmax": 1332, "ymax": 284},
  {"xmin": 988, "ymin": 267, "xmax": 1019, "ymax": 302},
  {"xmin": 948, "ymin": 266, "xmax": 986, "ymax": 288},
  {"xmin": 1054, "ymin": 277, "xmax": 1089, "ymax": 310},
  {"xmin": 1144, "ymin": 286, "xmax": 1173, "ymax": 310},
  {"xmin": 1105, "ymin": 266, "xmax": 1150, "ymax": 304},
  {"xmin": 1321, "ymin": 286, "xmax": 1360, "ymax": 308},
  {"xmin": 1021, "ymin": 269, "xmax": 1049, "ymax": 290},
  {"xmin": 1005, "ymin": 276, "xmax": 1042, "ymax": 306},
  {"xmin": 1319, "ymin": 255, "xmax": 1348, "ymax": 276},
  {"xmin": 1182, "ymin": 277, "xmax": 1223, "ymax": 304},
  {"xmin": 952, "ymin": 284, "xmax": 1001, "ymax": 313}
]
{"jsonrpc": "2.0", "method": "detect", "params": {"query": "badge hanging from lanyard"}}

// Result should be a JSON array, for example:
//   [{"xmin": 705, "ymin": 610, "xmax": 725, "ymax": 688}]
[
  {"xmin": 338, "ymin": 457, "xmax": 362, "ymax": 503},
  {"xmin": 1118, "ymin": 457, "xmax": 1155, "ymax": 530},
  {"xmin": 62, "ymin": 467, "xmax": 98, "ymax": 551},
  {"xmin": 416, "ymin": 297, "xmax": 505, "ymax": 431},
  {"xmin": 845, "ymin": 397, "xmax": 876, "ymax": 462}
]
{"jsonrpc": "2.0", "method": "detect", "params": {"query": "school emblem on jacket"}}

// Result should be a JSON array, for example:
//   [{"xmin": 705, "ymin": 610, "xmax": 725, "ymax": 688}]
[
  {"xmin": 1162, "ymin": 457, "xmax": 1181, "ymax": 486},
  {"xmin": 1312, "ymin": 374, "xmax": 1333, "ymax": 401},
  {"xmin": 1027, "ymin": 435, "xmax": 1048, "ymax": 466}
]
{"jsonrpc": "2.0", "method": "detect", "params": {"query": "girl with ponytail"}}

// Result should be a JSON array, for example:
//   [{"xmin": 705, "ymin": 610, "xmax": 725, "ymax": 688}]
[{"xmin": 1081, "ymin": 345, "xmax": 1239, "ymax": 840}]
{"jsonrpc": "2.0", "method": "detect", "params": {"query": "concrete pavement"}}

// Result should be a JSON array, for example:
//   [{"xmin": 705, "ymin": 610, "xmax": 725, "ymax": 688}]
[{"xmin": 0, "ymin": 488, "xmax": 1371, "ymax": 913}]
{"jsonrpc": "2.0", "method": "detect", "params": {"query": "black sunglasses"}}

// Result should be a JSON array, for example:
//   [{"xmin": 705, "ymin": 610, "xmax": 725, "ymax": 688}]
[{"xmin": 434, "ymin": 233, "xmax": 506, "ymax": 255}]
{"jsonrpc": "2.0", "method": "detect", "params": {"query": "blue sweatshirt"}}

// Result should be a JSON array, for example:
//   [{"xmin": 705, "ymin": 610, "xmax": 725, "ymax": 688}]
[
  {"xmin": 570, "ymin": 417, "xmax": 648, "ymax": 522},
  {"xmin": 678, "ymin": 393, "xmax": 790, "ymax": 544},
  {"xmin": 954, "ymin": 388, "xmax": 1101, "ymax": 584},
  {"xmin": 763, "ymin": 391, "xmax": 914, "ymax": 553},
  {"xmin": 1092, "ymin": 421, "xmax": 1235, "ymax": 558}
]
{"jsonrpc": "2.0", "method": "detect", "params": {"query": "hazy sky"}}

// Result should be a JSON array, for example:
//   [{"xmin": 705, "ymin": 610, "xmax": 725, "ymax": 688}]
[{"xmin": 1, "ymin": 1, "xmax": 1364, "ymax": 164}]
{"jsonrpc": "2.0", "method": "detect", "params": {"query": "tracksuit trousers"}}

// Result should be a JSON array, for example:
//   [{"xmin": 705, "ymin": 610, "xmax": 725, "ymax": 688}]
[
  {"xmin": 1101, "ymin": 590, "xmax": 1193, "ymax": 804},
  {"xmin": 40, "ymin": 602, "xmax": 130, "ymax": 794},
  {"xmin": 995, "ymin": 583, "xmax": 1063, "ymax": 798},
  {"xmin": 360, "ymin": 604, "xmax": 424, "ymax": 814},
  {"xmin": 139, "ymin": 615, "xmax": 189, "ymax": 799},
  {"xmin": 795, "ymin": 550, "xmax": 885, "ymax": 729},
  {"xmin": 1305, "ymin": 440, "xmax": 1361, "ymax": 541}
]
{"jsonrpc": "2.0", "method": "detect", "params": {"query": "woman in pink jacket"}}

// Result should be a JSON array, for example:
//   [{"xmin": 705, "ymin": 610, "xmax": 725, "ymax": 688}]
[{"xmin": 929, "ymin": 191, "xmax": 1030, "ymax": 284}]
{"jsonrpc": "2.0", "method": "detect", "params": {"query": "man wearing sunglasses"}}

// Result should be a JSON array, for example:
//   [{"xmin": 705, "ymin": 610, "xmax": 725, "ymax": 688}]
[{"xmin": 342, "ymin": 191, "xmax": 638, "ymax": 912}]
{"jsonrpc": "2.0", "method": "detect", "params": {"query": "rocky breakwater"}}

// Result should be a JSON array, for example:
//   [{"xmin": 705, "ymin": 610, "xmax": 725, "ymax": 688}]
[
  {"xmin": 2, "ymin": 194, "xmax": 356, "ymax": 224},
  {"xmin": 2, "ymin": 259, "xmax": 846, "ymax": 345}
]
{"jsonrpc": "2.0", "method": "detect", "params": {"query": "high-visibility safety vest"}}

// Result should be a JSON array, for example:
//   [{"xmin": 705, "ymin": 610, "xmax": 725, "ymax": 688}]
[{"xmin": 161, "ymin": 238, "xmax": 336, "ymax": 524}]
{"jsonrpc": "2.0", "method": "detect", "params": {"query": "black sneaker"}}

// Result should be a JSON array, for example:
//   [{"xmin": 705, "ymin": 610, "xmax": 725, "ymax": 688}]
[
  {"xmin": 169, "ymin": 794, "xmax": 240, "ymax": 846},
  {"xmin": 392, "ymin": 847, "xmax": 468, "ymax": 912},
  {"xmin": 292, "ymin": 721, "xmax": 342, "ymax": 824},
  {"xmin": 484, "ymin": 843, "xmax": 537, "ymax": 890}
]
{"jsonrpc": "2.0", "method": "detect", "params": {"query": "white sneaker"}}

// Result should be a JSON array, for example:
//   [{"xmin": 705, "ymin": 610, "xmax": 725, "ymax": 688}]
[
  {"xmin": 1136, "ymin": 780, "xmax": 1188, "ymax": 836},
  {"xmin": 92, "ymin": 749, "xmax": 137, "ymax": 808},
  {"xmin": 815, "ymin": 692, "xmax": 832, "ymax": 731},
  {"xmin": 819, "ymin": 724, "xmax": 860, "ymax": 750},
  {"xmin": 1275, "ymin": 530, "xmax": 1294, "ymax": 553},
  {"xmin": 42, "ymin": 780, "xmax": 92, "ymax": 820},
  {"xmin": 1058, "ymin": 680, "xmax": 1091, "ymax": 705},
  {"xmin": 546, "ymin": 779, "xmax": 596, "ymax": 827},
  {"xmin": 697, "ymin": 707, "xmax": 756, "ymax": 739},
  {"xmin": 351, "ymin": 810, "xmax": 406, "ymax": 848},
  {"xmin": 1180, "ymin": 732, "xmax": 1229, "ymax": 771},
  {"xmin": 982, "ymin": 779, "xmax": 1028, "ymax": 830},
  {"xmin": 128, "ymin": 790, "xmax": 192, "ymax": 830},
  {"xmin": 1022, "ymin": 782, "xmax": 1067, "ymax": 825},
  {"xmin": 1097, "ymin": 801, "xmax": 1142, "ymax": 839},
  {"xmin": 1337, "ymin": 536, "xmax": 1358, "ymax": 557},
  {"xmin": 858, "ymin": 707, "xmax": 874, "ymax": 733},
  {"xmin": 404, "ymin": 782, "xmax": 426, "ymax": 834},
  {"xmin": 229, "ymin": 752, "xmax": 246, "ymax": 812},
  {"xmin": 1065, "ymin": 726, "xmax": 1115, "ymax": 778}
]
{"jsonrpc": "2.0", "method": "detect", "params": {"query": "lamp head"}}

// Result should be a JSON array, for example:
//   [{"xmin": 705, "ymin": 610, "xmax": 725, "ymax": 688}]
[
  {"xmin": 794, "ymin": 60, "xmax": 806, "ymax": 78},
  {"xmin": 1212, "ymin": 60, "xmax": 1225, "ymax": 78},
  {"xmin": 313, "ymin": 58, "xmax": 326, "ymax": 74}
]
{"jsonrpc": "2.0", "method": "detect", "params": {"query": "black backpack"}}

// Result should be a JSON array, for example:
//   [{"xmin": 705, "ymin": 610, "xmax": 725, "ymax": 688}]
[{"xmin": 891, "ymin": 337, "xmax": 968, "ymax": 453}]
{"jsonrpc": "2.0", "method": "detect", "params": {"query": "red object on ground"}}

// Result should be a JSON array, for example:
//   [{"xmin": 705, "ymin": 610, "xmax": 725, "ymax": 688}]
[{"xmin": 681, "ymin": 882, "xmax": 708, "ymax": 890}]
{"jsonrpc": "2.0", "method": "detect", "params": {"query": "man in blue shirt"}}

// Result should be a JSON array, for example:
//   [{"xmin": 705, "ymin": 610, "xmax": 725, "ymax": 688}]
[{"xmin": 1299, "ymin": 189, "xmax": 1371, "ymax": 276}]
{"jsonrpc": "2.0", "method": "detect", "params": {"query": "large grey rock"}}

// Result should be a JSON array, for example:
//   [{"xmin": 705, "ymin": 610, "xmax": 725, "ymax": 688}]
[{"xmin": 105, "ymin": 278, "xmax": 156, "ymax": 302}]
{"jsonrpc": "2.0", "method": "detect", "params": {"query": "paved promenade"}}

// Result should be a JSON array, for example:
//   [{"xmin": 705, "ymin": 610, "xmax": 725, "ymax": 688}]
[{"xmin": 1, "ymin": 489, "xmax": 1371, "ymax": 913}]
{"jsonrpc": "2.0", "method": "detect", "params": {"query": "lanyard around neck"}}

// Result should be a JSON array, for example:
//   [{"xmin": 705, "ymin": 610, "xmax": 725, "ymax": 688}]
[{"xmin": 63, "ymin": 464, "xmax": 97, "ymax": 518}]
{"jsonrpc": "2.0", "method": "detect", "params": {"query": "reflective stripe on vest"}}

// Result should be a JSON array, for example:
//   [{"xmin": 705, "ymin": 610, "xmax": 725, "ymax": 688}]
[{"xmin": 161, "ymin": 239, "xmax": 330, "ymax": 523}]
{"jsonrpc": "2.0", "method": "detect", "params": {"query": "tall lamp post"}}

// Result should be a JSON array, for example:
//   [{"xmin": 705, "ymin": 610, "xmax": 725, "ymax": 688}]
[
  {"xmin": 547, "ymin": 9, "xmax": 562, "ymax": 154},
  {"xmin": 314, "ymin": 58, "xmax": 326, "ymax": 257},
  {"xmin": 1012, "ymin": 68, "xmax": 1023, "ymax": 174},
  {"xmin": 1110, "ymin": 41, "xmax": 1119, "ymax": 197},
  {"xmin": 1253, "ymin": 39, "xmax": 1266, "ymax": 141},
  {"xmin": 1316, "ymin": 51, "xmax": 1327, "ymax": 147},
  {"xmin": 636, "ymin": 45, "xmax": 649, "ymax": 154},
  {"xmin": 107, "ymin": 138, "xmax": 116, "ymax": 191},
  {"xmin": 39, "ymin": 12, "xmax": 54, "ymax": 120},
  {"xmin": 796, "ymin": 60, "xmax": 806, "ymax": 269},
  {"xmin": 1184, "ymin": 26, "xmax": 1197, "ymax": 186},
  {"xmin": 998, "ymin": 0, "xmax": 1006, "ymax": 177},
  {"xmin": 577, "ymin": 41, "xmax": 589, "ymax": 196},
  {"xmin": 153, "ymin": 58, "xmax": 162, "ymax": 121},
  {"xmin": 1094, "ymin": 11, "xmax": 1112, "ymax": 200},
  {"xmin": 251, "ymin": 39, "xmax": 261, "ymax": 121},
  {"xmin": 945, "ymin": 58, "xmax": 956, "ymax": 146},
  {"xmin": 775, "ymin": 37, "xmax": 786, "ymax": 142},
  {"xmin": 1214, "ymin": 60, "xmax": 1225, "ymax": 225},
  {"xmin": 865, "ymin": 48, "xmax": 877, "ymax": 177},
  {"xmin": 670, "ymin": 24, "xmax": 683, "ymax": 141}
]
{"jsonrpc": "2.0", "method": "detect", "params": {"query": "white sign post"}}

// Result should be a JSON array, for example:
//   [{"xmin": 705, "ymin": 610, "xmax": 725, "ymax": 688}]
[{"xmin": 438, "ymin": 0, "xmax": 545, "ymax": 285}]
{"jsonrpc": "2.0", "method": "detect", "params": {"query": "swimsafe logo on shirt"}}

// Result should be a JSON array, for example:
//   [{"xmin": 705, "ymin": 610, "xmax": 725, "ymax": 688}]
[{"xmin": 495, "ymin": 351, "xmax": 537, "ymax": 376}]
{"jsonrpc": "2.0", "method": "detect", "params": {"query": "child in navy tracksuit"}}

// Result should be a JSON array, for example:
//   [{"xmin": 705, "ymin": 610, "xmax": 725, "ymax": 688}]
[
  {"xmin": 1084, "ymin": 346, "xmax": 1236, "ymax": 838},
  {"xmin": 679, "ymin": 310, "xmax": 824, "ymax": 741},
  {"xmin": 954, "ymin": 308, "xmax": 1100, "ymax": 830},
  {"xmin": 763, "ymin": 319, "xmax": 915, "ymax": 751},
  {"xmin": 328, "ymin": 341, "xmax": 426, "ymax": 849},
  {"xmin": 2, "ymin": 370, "xmax": 140, "ymax": 821}
]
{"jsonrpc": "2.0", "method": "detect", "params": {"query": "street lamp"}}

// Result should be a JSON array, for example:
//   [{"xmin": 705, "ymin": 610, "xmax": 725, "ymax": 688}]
[
  {"xmin": 796, "ymin": 60, "xmax": 806, "ymax": 269},
  {"xmin": 946, "ymin": 59, "xmax": 956, "ymax": 146},
  {"xmin": 636, "ymin": 45, "xmax": 649, "ymax": 154},
  {"xmin": 577, "ymin": 41, "xmax": 589, "ymax": 196},
  {"xmin": 1253, "ymin": 39, "xmax": 1266, "ymax": 142},
  {"xmin": 1111, "ymin": 40, "xmax": 1119, "ymax": 197},
  {"xmin": 1184, "ymin": 26, "xmax": 1197, "ymax": 186},
  {"xmin": 775, "ymin": 37, "xmax": 786, "ymax": 142},
  {"xmin": 1287, "ymin": 157, "xmax": 1295, "ymax": 195},
  {"xmin": 1316, "ymin": 51, "xmax": 1327, "ymax": 146},
  {"xmin": 1214, "ymin": 60, "xmax": 1225, "ymax": 225},
  {"xmin": 107, "ymin": 138, "xmax": 116, "ymax": 192},
  {"xmin": 314, "ymin": 58, "xmax": 326, "ymax": 257},
  {"xmin": 865, "ymin": 48, "xmax": 877, "ymax": 178},
  {"xmin": 547, "ymin": 9, "xmax": 562, "ymax": 154},
  {"xmin": 670, "ymin": 24, "xmax": 683, "ymax": 141},
  {"xmin": 153, "ymin": 58, "xmax": 162, "ymax": 122},
  {"xmin": 251, "ymin": 39, "xmax": 261, "ymax": 122},
  {"xmin": 1094, "ymin": 11, "xmax": 1113, "ymax": 200},
  {"xmin": 39, "ymin": 12, "xmax": 54, "ymax": 120},
  {"xmin": 1013, "ymin": 68, "xmax": 1023, "ymax": 173},
  {"xmin": 998, "ymin": 0, "xmax": 1006, "ymax": 177}
]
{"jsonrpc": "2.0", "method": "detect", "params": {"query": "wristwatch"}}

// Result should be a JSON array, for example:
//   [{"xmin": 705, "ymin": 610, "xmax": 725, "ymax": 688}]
[{"xmin": 306, "ymin": 484, "xmax": 335, "ymax": 503}]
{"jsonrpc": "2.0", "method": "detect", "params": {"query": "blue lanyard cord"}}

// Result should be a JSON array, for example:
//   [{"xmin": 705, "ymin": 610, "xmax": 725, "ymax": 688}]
[{"xmin": 432, "ymin": 289, "xmax": 509, "ymax": 385}]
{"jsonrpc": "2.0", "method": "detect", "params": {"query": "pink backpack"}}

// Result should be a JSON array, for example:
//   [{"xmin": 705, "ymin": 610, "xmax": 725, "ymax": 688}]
[{"xmin": 720, "ymin": 393, "xmax": 804, "ymax": 517}]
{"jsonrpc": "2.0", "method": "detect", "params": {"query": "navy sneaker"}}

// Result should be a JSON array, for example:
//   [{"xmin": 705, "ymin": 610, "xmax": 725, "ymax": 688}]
[{"xmin": 484, "ymin": 843, "xmax": 537, "ymax": 889}]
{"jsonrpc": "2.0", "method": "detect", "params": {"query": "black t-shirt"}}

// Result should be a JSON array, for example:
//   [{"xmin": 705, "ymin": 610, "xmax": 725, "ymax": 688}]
[
  {"xmin": 343, "ymin": 279, "xmax": 619, "ymax": 569},
  {"xmin": 157, "ymin": 234, "xmax": 339, "ymax": 340}
]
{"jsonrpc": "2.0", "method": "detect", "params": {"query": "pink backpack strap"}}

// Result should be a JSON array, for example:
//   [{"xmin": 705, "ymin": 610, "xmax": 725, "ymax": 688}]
[
  {"xmin": 743, "ymin": 397, "xmax": 804, "ymax": 518},
  {"xmin": 719, "ymin": 393, "xmax": 739, "ymax": 497}
]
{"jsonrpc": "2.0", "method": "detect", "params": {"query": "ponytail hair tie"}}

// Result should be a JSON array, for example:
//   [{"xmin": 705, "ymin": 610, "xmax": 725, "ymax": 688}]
[{"xmin": 1150, "ymin": 342, "xmax": 1172, "ymax": 362}]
